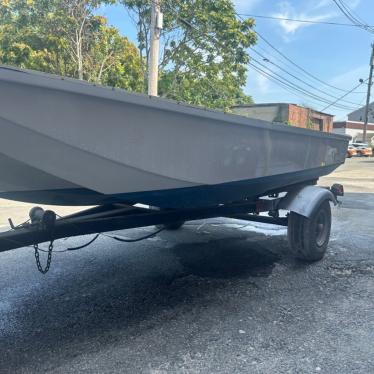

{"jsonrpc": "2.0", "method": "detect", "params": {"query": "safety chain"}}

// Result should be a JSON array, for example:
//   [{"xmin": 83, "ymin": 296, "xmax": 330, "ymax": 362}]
[{"xmin": 33, "ymin": 241, "xmax": 54, "ymax": 274}]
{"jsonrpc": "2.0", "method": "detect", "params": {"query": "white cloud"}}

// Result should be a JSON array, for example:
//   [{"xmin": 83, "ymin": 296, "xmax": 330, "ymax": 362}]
[
  {"xmin": 273, "ymin": 1, "xmax": 338, "ymax": 36},
  {"xmin": 276, "ymin": 13, "xmax": 333, "ymax": 35},
  {"xmin": 271, "ymin": 0, "xmax": 362, "ymax": 38}
]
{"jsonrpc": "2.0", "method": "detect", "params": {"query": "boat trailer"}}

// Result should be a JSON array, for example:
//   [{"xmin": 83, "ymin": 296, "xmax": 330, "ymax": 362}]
[{"xmin": 0, "ymin": 183, "xmax": 344, "ymax": 273}]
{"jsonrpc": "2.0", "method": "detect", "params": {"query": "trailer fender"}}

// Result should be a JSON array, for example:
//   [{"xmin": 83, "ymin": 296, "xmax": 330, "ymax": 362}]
[{"xmin": 279, "ymin": 185, "xmax": 337, "ymax": 218}]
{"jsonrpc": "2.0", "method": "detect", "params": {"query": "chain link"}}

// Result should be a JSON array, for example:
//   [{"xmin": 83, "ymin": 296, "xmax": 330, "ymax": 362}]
[{"xmin": 34, "ymin": 241, "xmax": 54, "ymax": 274}]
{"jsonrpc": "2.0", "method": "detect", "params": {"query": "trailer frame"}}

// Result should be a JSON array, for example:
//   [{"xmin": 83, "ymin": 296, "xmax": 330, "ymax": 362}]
[{"xmin": 0, "ymin": 183, "xmax": 344, "ymax": 269}]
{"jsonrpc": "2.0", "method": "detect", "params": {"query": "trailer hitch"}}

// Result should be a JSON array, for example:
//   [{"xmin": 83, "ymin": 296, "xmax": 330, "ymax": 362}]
[{"xmin": 29, "ymin": 207, "xmax": 56, "ymax": 230}]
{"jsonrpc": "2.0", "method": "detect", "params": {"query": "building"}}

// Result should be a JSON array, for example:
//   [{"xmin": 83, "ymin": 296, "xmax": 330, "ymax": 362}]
[
  {"xmin": 333, "ymin": 120, "xmax": 374, "ymax": 144},
  {"xmin": 232, "ymin": 103, "xmax": 333, "ymax": 133},
  {"xmin": 348, "ymin": 101, "xmax": 374, "ymax": 123}
]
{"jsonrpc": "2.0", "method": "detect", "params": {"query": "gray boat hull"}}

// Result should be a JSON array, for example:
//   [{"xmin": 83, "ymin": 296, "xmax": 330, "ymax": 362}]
[{"xmin": 0, "ymin": 66, "xmax": 349, "ymax": 208}]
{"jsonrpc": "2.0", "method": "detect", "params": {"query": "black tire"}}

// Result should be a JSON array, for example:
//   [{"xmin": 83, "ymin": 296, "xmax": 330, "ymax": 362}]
[
  {"xmin": 156, "ymin": 221, "xmax": 185, "ymax": 231},
  {"xmin": 287, "ymin": 200, "xmax": 331, "ymax": 262}
]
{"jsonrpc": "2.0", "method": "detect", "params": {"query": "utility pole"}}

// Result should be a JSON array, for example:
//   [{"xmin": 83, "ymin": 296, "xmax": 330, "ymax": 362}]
[
  {"xmin": 148, "ymin": 0, "xmax": 163, "ymax": 96},
  {"xmin": 363, "ymin": 43, "xmax": 374, "ymax": 143}
]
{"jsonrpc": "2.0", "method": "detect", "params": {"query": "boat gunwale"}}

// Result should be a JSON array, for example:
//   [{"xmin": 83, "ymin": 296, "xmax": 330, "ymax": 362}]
[{"xmin": 0, "ymin": 64, "xmax": 351, "ymax": 143}]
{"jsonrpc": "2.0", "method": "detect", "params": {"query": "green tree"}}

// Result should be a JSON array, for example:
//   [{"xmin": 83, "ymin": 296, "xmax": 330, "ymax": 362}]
[
  {"xmin": 121, "ymin": 0, "xmax": 256, "ymax": 109},
  {"xmin": 0, "ymin": 0, "xmax": 143, "ymax": 91}
]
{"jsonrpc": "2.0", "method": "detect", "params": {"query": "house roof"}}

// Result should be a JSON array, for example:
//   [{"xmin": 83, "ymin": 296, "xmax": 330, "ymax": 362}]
[
  {"xmin": 231, "ymin": 102, "xmax": 292, "ymax": 108},
  {"xmin": 348, "ymin": 101, "xmax": 374, "ymax": 116}
]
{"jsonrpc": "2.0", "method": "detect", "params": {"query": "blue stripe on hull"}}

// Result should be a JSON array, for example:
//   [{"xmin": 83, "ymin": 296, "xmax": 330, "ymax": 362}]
[{"xmin": 0, "ymin": 164, "xmax": 340, "ymax": 208}]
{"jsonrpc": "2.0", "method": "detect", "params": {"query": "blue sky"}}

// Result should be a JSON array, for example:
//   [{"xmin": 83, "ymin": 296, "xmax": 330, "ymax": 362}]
[{"xmin": 99, "ymin": 0, "xmax": 374, "ymax": 120}]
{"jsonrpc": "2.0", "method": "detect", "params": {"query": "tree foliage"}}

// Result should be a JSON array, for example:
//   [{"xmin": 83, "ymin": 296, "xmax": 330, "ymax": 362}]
[
  {"xmin": 0, "ymin": 0, "xmax": 256, "ymax": 109},
  {"xmin": 0, "ymin": 0, "xmax": 143, "ymax": 91},
  {"xmin": 122, "ymin": 0, "xmax": 256, "ymax": 109}
]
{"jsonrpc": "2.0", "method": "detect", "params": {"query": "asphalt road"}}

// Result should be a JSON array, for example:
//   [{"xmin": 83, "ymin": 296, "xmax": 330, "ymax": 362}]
[{"xmin": 0, "ymin": 158, "xmax": 373, "ymax": 373}]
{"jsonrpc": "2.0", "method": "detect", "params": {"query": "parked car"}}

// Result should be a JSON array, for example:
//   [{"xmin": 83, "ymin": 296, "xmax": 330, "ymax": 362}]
[
  {"xmin": 347, "ymin": 145, "xmax": 357, "ymax": 158},
  {"xmin": 351, "ymin": 143, "xmax": 373, "ymax": 157}
]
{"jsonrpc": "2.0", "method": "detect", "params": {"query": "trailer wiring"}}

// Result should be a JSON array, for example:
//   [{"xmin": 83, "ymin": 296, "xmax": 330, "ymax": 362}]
[
  {"xmin": 101, "ymin": 227, "xmax": 165, "ymax": 243},
  {"xmin": 32, "ymin": 227, "xmax": 166, "ymax": 254}
]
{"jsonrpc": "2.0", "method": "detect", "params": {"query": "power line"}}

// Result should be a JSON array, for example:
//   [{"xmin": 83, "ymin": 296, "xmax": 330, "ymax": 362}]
[
  {"xmin": 252, "ymin": 28, "xmax": 366, "ymax": 94},
  {"xmin": 332, "ymin": 0, "xmax": 374, "ymax": 34},
  {"xmin": 252, "ymin": 43, "xmax": 364, "ymax": 95},
  {"xmin": 236, "ymin": 13, "xmax": 374, "ymax": 28},
  {"xmin": 320, "ymin": 79, "xmax": 368, "ymax": 112},
  {"xmin": 250, "ymin": 59, "xmax": 357, "ymax": 110},
  {"xmin": 250, "ymin": 36, "xmax": 367, "ymax": 95},
  {"xmin": 249, "ymin": 64, "xmax": 305, "ymax": 101},
  {"xmin": 248, "ymin": 63, "xmax": 345, "ymax": 110},
  {"xmin": 250, "ymin": 58, "xmax": 356, "ymax": 110},
  {"xmin": 336, "ymin": 0, "xmax": 371, "ymax": 27},
  {"xmin": 334, "ymin": 0, "xmax": 366, "ymax": 27},
  {"xmin": 340, "ymin": 0, "xmax": 374, "ymax": 29},
  {"xmin": 250, "ymin": 62, "xmax": 366, "ymax": 113},
  {"xmin": 249, "ymin": 63, "xmax": 344, "ymax": 110},
  {"xmin": 333, "ymin": 0, "xmax": 360, "ymax": 24},
  {"xmin": 251, "ymin": 48, "xmax": 363, "ymax": 107},
  {"xmin": 235, "ymin": 13, "xmax": 365, "ymax": 94},
  {"xmin": 340, "ymin": 0, "xmax": 374, "ymax": 33},
  {"xmin": 338, "ymin": 0, "xmax": 366, "ymax": 24}
]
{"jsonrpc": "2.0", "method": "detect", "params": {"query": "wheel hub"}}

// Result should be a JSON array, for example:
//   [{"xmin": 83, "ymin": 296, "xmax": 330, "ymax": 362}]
[{"xmin": 315, "ymin": 210, "xmax": 328, "ymax": 247}]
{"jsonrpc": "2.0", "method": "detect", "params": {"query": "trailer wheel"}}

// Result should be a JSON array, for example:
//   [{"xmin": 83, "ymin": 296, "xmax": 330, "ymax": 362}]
[
  {"xmin": 287, "ymin": 200, "xmax": 331, "ymax": 262},
  {"xmin": 156, "ymin": 221, "xmax": 185, "ymax": 230}
]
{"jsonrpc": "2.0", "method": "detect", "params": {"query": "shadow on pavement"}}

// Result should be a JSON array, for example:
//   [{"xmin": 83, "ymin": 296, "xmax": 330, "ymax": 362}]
[
  {"xmin": 0, "ymin": 232, "xmax": 284, "ymax": 372},
  {"xmin": 172, "ymin": 237, "xmax": 279, "ymax": 279}
]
